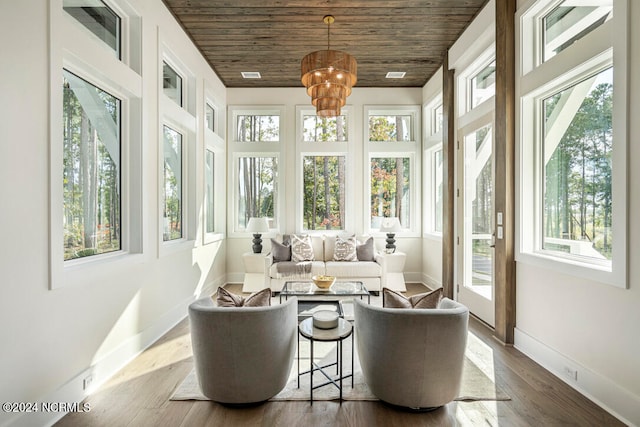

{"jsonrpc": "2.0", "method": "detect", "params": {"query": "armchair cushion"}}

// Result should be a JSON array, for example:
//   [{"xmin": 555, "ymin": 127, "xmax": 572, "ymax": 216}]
[
  {"xmin": 382, "ymin": 287, "xmax": 442, "ymax": 309},
  {"xmin": 216, "ymin": 287, "xmax": 271, "ymax": 307}
]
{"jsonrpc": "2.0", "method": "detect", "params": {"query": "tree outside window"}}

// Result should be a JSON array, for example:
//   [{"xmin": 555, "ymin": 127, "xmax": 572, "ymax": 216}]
[
  {"xmin": 369, "ymin": 115, "xmax": 412, "ymax": 142},
  {"xmin": 63, "ymin": 70, "xmax": 121, "ymax": 260},
  {"xmin": 238, "ymin": 157, "xmax": 276, "ymax": 229},
  {"xmin": 303, "ymin": 156, "xmax": 346, "ymax": 230},
  {"xmin": 542, "ymin": 67, "xmax": 612, "ymax": 261},
  {"xmin": 236, "ymin": 115, "xmax": 279, "ymax": 142},
  {"xmin": 163, "ymin": 126, "xmax": 182, "ymax": 241},
  {"xmin": 370, "ymin": 157, "xmax": 410, "ymax": 228}
]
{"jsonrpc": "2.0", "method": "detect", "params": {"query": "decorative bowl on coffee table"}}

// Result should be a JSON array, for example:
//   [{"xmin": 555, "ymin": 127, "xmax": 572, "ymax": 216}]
[{"xmin": 312, "ymin": 275, "xmax": 336, "ymax": 289}]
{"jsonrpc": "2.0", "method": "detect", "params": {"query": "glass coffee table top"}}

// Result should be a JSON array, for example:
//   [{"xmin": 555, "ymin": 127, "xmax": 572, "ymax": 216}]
[{"xmin": 280, "ymin": 281, "xmax": 370, "ymax": 304}]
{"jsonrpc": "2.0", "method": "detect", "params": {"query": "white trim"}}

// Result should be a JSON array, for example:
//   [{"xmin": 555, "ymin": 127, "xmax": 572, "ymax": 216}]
[{"xmin": 514, "ymin": 328, "xmax": 638, "ymax": 426}]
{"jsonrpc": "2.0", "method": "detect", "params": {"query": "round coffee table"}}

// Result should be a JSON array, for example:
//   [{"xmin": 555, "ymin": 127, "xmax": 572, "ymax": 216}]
[{"xmin": 297, "ymin": 317, "xmax": 353, "ymax": 404}]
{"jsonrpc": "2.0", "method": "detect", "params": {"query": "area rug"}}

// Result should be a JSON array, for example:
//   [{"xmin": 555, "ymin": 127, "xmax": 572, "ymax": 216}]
[{"xmin": 170, "ymin": 337, "xmax": 510, "ymax": 402}]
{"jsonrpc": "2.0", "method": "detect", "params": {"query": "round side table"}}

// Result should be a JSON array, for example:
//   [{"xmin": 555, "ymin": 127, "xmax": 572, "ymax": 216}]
[{"xmin": 297, "ymin": 317, "xmax": 353, "ymax": 404}]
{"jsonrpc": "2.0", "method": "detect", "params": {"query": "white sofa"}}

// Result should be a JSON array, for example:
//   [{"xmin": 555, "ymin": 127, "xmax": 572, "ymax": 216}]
[{"xmin": 264, "ymin": 235, "xmax": 404, "ymax": 294}]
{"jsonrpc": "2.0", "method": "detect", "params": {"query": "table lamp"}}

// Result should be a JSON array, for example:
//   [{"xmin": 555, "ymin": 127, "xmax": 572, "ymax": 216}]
[
  {"xmin": 379, "ymin": 217, "xmax": 402, "ymax": 253},
  {"xmin": 246, "ymin": 217, "xmax": 269, "ymax": 253}
]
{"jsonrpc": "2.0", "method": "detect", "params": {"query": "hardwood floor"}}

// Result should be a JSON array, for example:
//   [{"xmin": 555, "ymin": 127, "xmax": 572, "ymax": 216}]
[{"xmin": 56, "ymin": 285, "xmax": 623, "ymax": 427}]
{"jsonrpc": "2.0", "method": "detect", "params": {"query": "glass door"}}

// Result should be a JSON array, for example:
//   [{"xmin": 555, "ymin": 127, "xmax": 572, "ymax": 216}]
[{"xmin": 457, "ymin": 122, "xmax": 495, "ymax": 326}]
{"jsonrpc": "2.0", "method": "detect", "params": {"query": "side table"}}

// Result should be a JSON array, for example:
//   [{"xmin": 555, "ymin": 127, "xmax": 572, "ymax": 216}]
[
  {"xmin": 379, "ymin": 251, "xmax": 407, "ymax": 291},
  {"xmin": 298, "ymin": 317, "xmax": 353, "ymax": 404},
  {"xmin": 242, "ymin": 252, "xmax": 268, "ymax": 293}
]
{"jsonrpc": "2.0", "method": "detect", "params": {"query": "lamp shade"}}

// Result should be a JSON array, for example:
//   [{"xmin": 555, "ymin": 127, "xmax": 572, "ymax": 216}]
[
  {"xmin": 379, "ymin": 217, "xmax": 402, "ymax": 233},
  {"xmin": 246, "ymin": 217, "xmax": 269, "ymax": 233}
]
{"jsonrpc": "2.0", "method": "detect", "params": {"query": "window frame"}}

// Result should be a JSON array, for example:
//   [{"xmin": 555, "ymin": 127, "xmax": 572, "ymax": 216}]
[
  {"xmin": 295, "ymin": 106, "xmax": 355, "ymax": 235},
  {"xmin": 203, "ymin": 92, "xmax": 225, "ymax": 245},
  {"xmin": 228, "ymin": 106, "xmax": 284, "ymax": 236},
  {"xmin": 364, "ymin": 105, "xmax": 421, "ymax": 237},
  {"xmin": 49, "ymin": 0, "xmax": 143, "ymax": 289},
  {"xmin": 423, "ymin": 96, "xmax": 444, "ymax": 238},
  {"xmin": 516, "ymin": 0, "xmax": 628, "ymax": 288}
]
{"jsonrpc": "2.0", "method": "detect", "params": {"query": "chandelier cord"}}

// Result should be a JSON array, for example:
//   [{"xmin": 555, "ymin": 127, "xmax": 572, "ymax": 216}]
[{"xmin": 327, "ymin": 18, "xmax": 331, "ymax": 50}]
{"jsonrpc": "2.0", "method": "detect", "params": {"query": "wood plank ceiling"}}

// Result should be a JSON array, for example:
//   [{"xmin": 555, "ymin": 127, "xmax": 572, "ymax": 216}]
[{"xmin": 162, "ymin": 0, "xmax": 489, "ymax": 88}]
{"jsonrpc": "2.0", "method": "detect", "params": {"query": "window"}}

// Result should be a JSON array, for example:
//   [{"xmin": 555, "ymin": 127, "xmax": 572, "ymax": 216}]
[
  {"xmin": 303, "ymin": 155, "xmax": 346, "ymax": 230},
  {"xmin": 432, "ymin": 104, "xmax": 443, "ymax": 136},
  {"xmin": 163, "ymin": 125, "xmax": 182, "ymax": 241},
  {"xmin": 204, "ymin": 149, "xmax": 215, "ymax": 234},
  {"xmin": 432, "ymin": 148, "xmax": 444, "ymax": 233},
  {"xmin": 542, "ymin": 1, "xmax": 612, "ymax": 63},
  {"xmin": 369, "ymin": 115, "xmax": 412, "ymax": 142},
  {"xmin": 236, "ymin": 115, "xmax": 279, "ymax": 142},
  {"xmin": 163, "ymin": 61, "xmax": 182, "ymax": 106},
  {"xmin": 370, "ymin": 157, "xmax": 410, "ymax": 228},
  {"xmin": 205, "ymin": 103, "xmax": 215, "ymax": 132},
  {"xmin": 541, "ymin": 67, "xmax": 612, "ymax": 262},
  {"xmin": 518, "ymin": 0, "xmax": 627, "ymax": 286},
  {"xmin": 62, "ymin": 70, "xmax": 121, "ymax": 260},
  {"xmin": 470, "ymin": 60, "xmax": 496, "ymax": 109},
  {"xmin": 229, "ymin": 107, "xmax": 283, "ymax": 233},
  {"xmin": 237, "ymin": 156, "xmax": 277, "ymax": 229},
  {"xmin": 366, "ymin": 106, "xmax": 420, "ymax": 234},
  {"xmin": 303, "ymin": 115, "xmax": 348, "ymax": 142},
  {"xmin": 63, "ymin": 0, "xmax": 120, "ymax": 58}
]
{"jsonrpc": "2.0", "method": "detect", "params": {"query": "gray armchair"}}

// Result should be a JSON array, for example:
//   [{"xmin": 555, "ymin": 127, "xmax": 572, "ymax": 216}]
[
  {"xmin": 353, "ymin": 297, "xmax": 469, "ymax": 410},
  {"xmin": 188, "ymin": 296, "xmax": 298, "ymax": 404}
]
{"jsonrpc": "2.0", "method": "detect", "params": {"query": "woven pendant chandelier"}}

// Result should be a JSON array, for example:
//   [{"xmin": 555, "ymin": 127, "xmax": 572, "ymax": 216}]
[{"xmin": 301, "ymin": 15, "xmax": 357, "ymax": 117}]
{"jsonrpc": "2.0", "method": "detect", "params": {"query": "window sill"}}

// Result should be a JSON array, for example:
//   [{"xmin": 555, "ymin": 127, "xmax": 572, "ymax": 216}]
[
  {"xmin": 52, "ymin": 251, "xmax": 144, "ymax": 289},
  {"xmin": 515, "ymin": 251, "xmax": 625, "ymax": 289}
]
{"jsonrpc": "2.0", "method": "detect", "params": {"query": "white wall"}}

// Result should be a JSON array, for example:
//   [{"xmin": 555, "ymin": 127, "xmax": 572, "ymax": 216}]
[
  {"xmin": 0, "ymin": 1, "xmax": 227, "ymax": 426},
  {"xmin": 225, "ymin": 87, "xmax": 425, "ymax": 283}
]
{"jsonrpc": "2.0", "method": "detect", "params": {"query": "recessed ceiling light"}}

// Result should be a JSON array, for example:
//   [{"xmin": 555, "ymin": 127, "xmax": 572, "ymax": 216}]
[
  {"xmin": 386, "ymin": 72, "xmax": 406, "ymax": 79},
  {"xmin": 241, "ymin": 72, "xmax": 262, "ymax": 79}
]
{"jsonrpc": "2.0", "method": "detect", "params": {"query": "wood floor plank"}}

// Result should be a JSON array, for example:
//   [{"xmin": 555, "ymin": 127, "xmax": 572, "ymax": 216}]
[{"xmin": 55, "ymin": 284, "xmax": 624, "ymax": 427}]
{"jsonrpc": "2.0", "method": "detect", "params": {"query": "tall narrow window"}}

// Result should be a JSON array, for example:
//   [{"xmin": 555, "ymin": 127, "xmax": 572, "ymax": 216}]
[
  {"xmin": 63, "ymin": 70, "xmax": 121, "ymax": 260},
  {"xmin": 163, "ymin": 126, "xmax": 182, "ymax": 241},
  {"xmin": 369, "ymin": 115, "xmax": 412, "ymax": 142},
  {"xmin": 238, "ymin": 157, "xmax": 277, "ymax": 229},
  {"xmin": 205, "ymin": 149, "xmax": 215, "ymax": 234},
  {"xmin": 163, "ymin": 62, "xmax": 182, "ymax": 107},
  {"xmin": 433, "ymin": 149, "xmax": 444, "ymax": 233},
  {"xmin": 541, "ymin": 67, "xmax": 612, "ymax": 263},
  {"xmin": 370, "ymin": 157, "xmax": 410, "ymax": 228},
  {"xmin": 63, "ymin": 0, "xmax": 120, "ymax": 58},
  {"xmin": 432, "ymin": 104, "xmax": 443, "ymax": 135},
  {"xmin": 303, "ymin": 156, "xmax": 346, "ymax": 230}
]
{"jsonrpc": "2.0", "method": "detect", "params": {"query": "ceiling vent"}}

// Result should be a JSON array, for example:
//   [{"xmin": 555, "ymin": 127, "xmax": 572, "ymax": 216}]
[
  {"xmin": 385, "ymin": 72, "xmax": 406, "ymax": 79},
  {"xmin": 241, "ymin": 72, "xmax": 262, "ymax": 79}
]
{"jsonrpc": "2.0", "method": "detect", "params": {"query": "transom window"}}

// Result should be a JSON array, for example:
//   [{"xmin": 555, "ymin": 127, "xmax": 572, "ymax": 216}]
[
  {"xmin": 470, "ymin": 60, "xmax": 496, "ymax": 109},
  {"xmin": 63, "ymin": 0, "xmax": 120, "ymax": 58},
  {"xmin": 236, "ymin": 115, "xmax": 280, "ymax": 142},
  {"xmin": 163, "ymin": 61, "xmax": 182, "ymax": 107},
  {"xmin": 303, "ymin": 115, "xmax": 347, "ymax": 142},
  {"xmin": 542, "ymin": 0, "xmax": 612, "ymax": 63},
  {"xmin": 62, "ymin": 70, "xmax": 121, "ymax": 260},
  {"xmin": 369, "ymin": 115, "xmax": 413, "ymax": 142}
]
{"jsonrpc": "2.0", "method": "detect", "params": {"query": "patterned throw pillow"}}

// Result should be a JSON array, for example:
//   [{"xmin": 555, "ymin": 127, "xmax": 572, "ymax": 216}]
[
  {"xmin": 382, "ymin": 287, "xmax": 443, "ymax": 309},
  {"xmin": 291, "ymin": 234, "xmax": 315, "ymax": 262},
  {"xmin": 216, "ymin": 287, "xmax": 271, "ymax": 307},
  {"xmin": 333, "ymin": 235, "xmax": 358, "ymax": 261}
]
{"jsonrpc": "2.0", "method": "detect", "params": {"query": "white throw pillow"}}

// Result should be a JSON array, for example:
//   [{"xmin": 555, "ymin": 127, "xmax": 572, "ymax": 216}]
[
  {"xmin": 333, "ymin": 235, "xmax": 358, "ymax": 261},
  {"xmin": 291, "ymin": 234, "xmax": 315, "ymax": 262}
]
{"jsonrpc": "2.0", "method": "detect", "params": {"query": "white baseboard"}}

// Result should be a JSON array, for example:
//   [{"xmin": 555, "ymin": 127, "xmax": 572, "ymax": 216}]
[
  {"xmin": 514, "ymin": 327, "xmax": 639, "ymax": 426},
  {"xmin": 6, "ymin": 295, "xmax": 195, "ymax": 427},
  {"xmin": 225, "ymin": 272, "xmax": 245, "ymax": 284},
  {"xmin": 420, "ymin": 272, "xmax": 441, "ymax": 289}
]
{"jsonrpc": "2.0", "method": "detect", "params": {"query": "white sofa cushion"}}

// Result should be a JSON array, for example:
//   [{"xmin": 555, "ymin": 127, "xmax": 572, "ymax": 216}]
[
  {"xmin": 325, "ymin": 260, "xmax": 381, "ymax": 277},
  {"xmin": 269, "ymin": 261, "xmax": 325, "ymax": 278}
]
